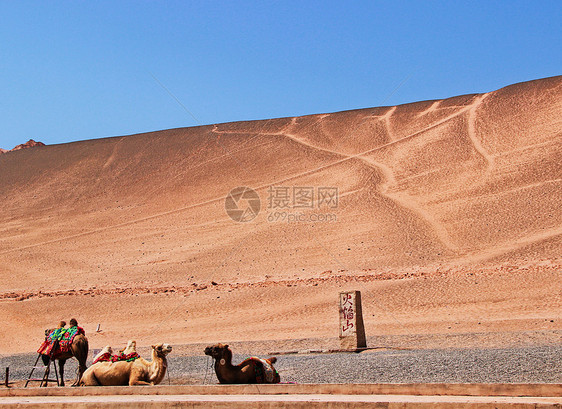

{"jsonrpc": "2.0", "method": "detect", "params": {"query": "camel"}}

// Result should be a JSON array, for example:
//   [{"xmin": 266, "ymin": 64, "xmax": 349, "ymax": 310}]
[
  {"xmin": 79, "ymin": 343, "xmax": 172, "ymax": 386},
  {"xmin": 204, "ymin": 343, "xmax": 280, "ymax": 384},
  {"xmin": 41, "ymin": 319, "xmax": 89, "ymax": 386}
]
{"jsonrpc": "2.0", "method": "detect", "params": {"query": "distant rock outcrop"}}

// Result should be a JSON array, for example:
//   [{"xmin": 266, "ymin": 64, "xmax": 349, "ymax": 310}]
[{"xmin": 0, "ymin": 139, "xmax": 45, "ymax": 154}]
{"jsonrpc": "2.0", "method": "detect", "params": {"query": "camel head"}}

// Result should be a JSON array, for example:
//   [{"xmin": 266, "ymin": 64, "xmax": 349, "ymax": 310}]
[
  {"xmin": 152, "ymin": 343, "xmax": 172, "ymax": 358},
  {"xmin": 204, "ymin": 343, "xmax": 230, "ymax": 360}
]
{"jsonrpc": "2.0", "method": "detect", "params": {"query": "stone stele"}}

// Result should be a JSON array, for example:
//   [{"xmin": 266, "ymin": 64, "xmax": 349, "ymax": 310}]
[{"xmin": 339, "ymin": 290, "xmax": 367, "ymax": 350}]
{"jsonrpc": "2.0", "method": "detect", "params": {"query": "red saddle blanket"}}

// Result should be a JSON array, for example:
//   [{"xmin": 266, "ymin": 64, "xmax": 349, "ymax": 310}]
[
  {"xmin": 93, "ymin": 351, "xmax": 140, "ymax": 365},
  {"xmin": 37, "ymin": 326, "xmax": 85, "ymax": 359}
]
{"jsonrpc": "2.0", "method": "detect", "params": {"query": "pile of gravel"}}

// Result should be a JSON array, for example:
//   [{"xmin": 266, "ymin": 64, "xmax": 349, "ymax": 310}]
[{"xmin": 3, "ymin": 345, "xmax": 559, "ymax": 386}]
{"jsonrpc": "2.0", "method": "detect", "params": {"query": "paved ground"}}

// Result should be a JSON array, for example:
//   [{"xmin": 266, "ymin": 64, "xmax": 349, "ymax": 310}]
[
  {"xmin": 2, "ymin": 344, "xmax": 560, "ymax": 386},
  {"xmin": 1, "ymin": 393, "xmax": 561, "ymax": 406}
]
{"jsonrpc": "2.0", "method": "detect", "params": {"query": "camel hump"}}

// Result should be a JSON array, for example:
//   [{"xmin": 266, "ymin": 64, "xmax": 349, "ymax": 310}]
[{"xmin": 268, "ymin": 357, "xmax": 277, "ymax": 364}]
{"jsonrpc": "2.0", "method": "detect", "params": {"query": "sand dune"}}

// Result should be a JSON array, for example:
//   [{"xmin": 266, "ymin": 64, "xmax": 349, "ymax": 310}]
[{"xmin": 0, "ymin": 76, "xmax": 560, "ymax": 354}]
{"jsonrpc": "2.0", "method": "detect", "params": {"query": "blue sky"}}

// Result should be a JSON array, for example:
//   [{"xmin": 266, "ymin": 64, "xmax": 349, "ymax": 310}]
[{"xmin": 0, "ymin": 1, "xmax": 560, "ymax": 149}]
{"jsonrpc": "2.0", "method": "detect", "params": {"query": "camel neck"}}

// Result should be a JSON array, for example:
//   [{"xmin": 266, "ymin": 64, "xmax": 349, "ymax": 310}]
[
  {"xmin": 148, "ymin": 350, "xmax": 167, "ymax": 383},
  {"xmin": 214, "ymin": 349, "xmax": 236, "ymax": 383},
  {"xmin": 217, "ymin": 349, "xmax": 233, "ymax": 368}
]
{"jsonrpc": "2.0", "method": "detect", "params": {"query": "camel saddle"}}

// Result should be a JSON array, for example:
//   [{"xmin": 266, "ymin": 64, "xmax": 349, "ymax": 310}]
[
  {"xmin": 37, "ymin": 326, "xmax": 85, "ymax": 359},
  {"xmin": 249, "ymin": 357, "xmax": 280, "ymax": 384},
  {"xmin": 93, "ymin": 352, "xmax": 141, "ymax": 365}
]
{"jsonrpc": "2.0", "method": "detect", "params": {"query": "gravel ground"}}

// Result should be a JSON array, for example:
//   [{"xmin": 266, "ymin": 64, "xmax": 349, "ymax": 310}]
[{"xmin": 2, "ymin": 345, "xmax": 561, "ymax": 386}]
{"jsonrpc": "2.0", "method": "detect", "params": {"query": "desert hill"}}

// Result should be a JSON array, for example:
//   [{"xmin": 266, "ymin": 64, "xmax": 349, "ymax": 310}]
[{"xmin": 0, "ymin": 76, "xmax": 560, "ymax": 354}]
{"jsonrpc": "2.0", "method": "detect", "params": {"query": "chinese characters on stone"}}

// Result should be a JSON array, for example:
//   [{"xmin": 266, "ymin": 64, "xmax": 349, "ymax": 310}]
[{"xmin": 340, "ymin": 292, "xmax": 355, "ymax": 336}]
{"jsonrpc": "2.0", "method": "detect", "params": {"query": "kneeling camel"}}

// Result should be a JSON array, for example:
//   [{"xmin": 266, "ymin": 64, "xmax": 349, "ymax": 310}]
[
  {"xmin": 80, "ymin": 343, "xmax": 171, "ymax": 386},
  {"xmin": 204, "ymin": 343, "xmax": 280, "ymax": 384}
]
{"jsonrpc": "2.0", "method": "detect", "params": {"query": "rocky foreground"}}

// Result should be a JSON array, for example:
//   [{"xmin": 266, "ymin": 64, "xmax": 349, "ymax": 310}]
[{"xmin": 2, "ymin": 341, "xmax": 560, "ymax": 386}]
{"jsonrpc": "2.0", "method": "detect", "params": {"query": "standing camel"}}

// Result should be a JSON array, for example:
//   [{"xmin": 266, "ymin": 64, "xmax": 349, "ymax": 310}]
[
  {"xmin": 204, "ymin": 343, "xmax": 280, "ymax": 384},
  {"xmin": 40, "ymin": 319, "xmax": 89, "ymax": 386}
]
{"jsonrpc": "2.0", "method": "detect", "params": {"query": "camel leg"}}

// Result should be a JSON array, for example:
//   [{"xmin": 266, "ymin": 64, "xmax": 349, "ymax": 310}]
[
  {"xmin": 71, "ymin": 355, "xmax": 88, "ymax": 386},
  {"xmin": 71, "ymin": 336, "xmax": 89, "ymax": 386},
  {"xmin": 58, "ymin": 359, "xmax": 66, "ymax": 387},
  {"xmin": 129, "ymin": 380, "xmax": 153, "ymax": 386},
  {"xmin": 79, "ymin": 371, "xmax": 100, "ymax": 386},
  {"xmin": 74, "ymin": 359, "xmax": 87, "ymax": 387}
]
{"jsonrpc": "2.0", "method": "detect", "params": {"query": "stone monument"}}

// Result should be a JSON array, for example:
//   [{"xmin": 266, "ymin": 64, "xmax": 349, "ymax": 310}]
[{"xmin": 339, "ymin": 290, "xmax": 367, "ymax": 350}]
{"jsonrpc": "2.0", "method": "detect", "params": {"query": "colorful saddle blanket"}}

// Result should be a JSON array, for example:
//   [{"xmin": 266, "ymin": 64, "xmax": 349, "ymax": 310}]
[
  {"xmin": 249, "ymin": 357, "xmax": 280, "ymax": 384},
  {"xmin": 37, "ymin": 326, "xmax": 85, "ymax": 359},
  {"xmin": 93, "ymin": 352, "xmax": 140, "ymax": 365}
]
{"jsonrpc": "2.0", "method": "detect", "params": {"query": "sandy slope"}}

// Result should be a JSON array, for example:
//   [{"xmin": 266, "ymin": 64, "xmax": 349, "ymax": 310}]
[{"xmin": 0, "ymin": 76, "xmax": 560, "ymax": 354}]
